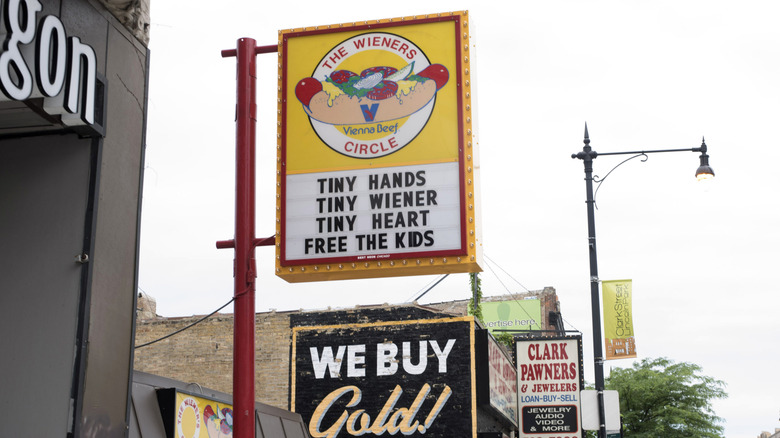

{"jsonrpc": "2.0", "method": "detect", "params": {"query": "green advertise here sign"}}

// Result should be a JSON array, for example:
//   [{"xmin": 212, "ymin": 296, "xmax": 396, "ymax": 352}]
[{"xmin": 481, "ymin": 300, "xmax": 542, "ymax": 334}]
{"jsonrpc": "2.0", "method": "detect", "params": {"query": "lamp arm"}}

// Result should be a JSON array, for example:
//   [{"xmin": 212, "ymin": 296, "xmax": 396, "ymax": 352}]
[
  {"xmin": 592, "ymin": 153, "xmax": 648, "ymax": 209},
  {"xmin": 597, "ymin": 146, "xmax": 703, "ymax": 156}
]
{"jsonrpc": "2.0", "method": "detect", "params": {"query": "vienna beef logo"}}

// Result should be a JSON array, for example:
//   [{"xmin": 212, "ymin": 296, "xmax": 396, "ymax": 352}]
[
  {"xmin": 306, "ymin": 339, "xmax": 456, "ymax": 437},
  {"xmin": 1, "ymin": 0, "xmax": 98, "ymax": 127},
  {"xmin": 294, "ymin": 33, "xmax": 449, "ymax": 159}
]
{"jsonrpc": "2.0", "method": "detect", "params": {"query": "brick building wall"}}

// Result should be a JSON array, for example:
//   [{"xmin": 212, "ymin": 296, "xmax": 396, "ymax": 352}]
[
  {"xmin": 133, "ymin": 287, "xmax": 561, "ymax": 410},
  {"xmin": 134, "ymin": 311, "xmax": 293, "ymax": 408}
]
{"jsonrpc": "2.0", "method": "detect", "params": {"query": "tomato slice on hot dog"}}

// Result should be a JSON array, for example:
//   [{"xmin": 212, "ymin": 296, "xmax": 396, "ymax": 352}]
[
  {"xmin": 295, "ymin": 77, "xmax": 322, "ymax": 107},
  {"xmin": 417, "ymin": 64, "xmax": 448, "ymax": 90}
]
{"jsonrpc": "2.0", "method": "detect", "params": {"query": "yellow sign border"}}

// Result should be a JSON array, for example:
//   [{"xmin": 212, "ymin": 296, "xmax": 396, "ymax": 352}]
[{"xmin": 275, "ymin": 11, "xmax": 482, "ymax": 282}]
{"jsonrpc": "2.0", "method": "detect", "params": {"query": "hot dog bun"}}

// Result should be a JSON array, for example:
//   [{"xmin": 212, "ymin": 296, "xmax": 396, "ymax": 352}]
[{"xmin": 304, "ymin": 79, "xmax": 437, "ymax": 125}]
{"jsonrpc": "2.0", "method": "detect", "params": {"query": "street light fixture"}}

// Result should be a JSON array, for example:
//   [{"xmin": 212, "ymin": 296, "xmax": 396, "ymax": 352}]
[
  {"xmin": 571, "ymin": 123, "xmax": 714, "ymax": 438},
  {"xmin": 696, "ymin": 144, "xmax": 715, "ymax": 181}
]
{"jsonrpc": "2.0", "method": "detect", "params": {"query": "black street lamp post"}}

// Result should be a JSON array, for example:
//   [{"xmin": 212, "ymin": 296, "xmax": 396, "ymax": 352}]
[{"xmin": 571, "ymin": 124, "xmax": 714, "ymax": 438}]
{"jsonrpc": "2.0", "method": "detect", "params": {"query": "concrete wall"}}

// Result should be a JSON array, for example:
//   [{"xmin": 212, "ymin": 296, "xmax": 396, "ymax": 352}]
[
  {"xmin": 0, "ymin": 0, "xmax": 149, "ymax": 435},
  {"xmin": 81, "ymin": 2, "xmax": 149, "ymax": 432}
]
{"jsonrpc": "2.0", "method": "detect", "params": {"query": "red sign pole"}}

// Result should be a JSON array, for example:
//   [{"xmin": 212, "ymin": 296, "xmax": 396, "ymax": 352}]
[
  {"xmin": 232, "ymin": 37, "xmax": 257, "ymax": 438},
  {"xmin": 214, "ymin": 36, "xmax": 259, "ymax": 438},
  {"xmin": 219, "ymin": 38, "xmax": 278, "ymax": 438}
]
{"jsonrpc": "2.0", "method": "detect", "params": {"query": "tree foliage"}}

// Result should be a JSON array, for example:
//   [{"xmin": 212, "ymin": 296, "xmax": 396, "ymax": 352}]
[
  {"xmin": 606, "ymin": 357, "xmax": 727, "ymax": 438},
  {"xmin": 467, "ymin": 274, "xmax": 515, "ymax": 349},
  {"xmin": 494, "ymin": 332, "xmax": 515, "ymax": 349},
  {"xmin": 467, "ymin": 273, "xmax": 482, "ymax": 321}
]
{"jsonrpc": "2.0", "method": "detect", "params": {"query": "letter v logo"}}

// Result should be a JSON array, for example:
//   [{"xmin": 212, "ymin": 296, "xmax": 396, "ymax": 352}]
[{"xmin": 360, "ymin": 103, "xmax": 379, "ymax": 122}]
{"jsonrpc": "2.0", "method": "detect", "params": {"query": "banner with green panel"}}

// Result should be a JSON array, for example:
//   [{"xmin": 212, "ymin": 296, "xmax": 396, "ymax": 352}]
[{"xmin": 481, "ymin": 300, "xmax": 542, "ymax": 334}]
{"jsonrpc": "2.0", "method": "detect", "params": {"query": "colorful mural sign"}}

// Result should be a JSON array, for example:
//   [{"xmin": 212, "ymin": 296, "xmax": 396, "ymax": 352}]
[
  {"xmin": 516, "ymin": 336, "xmax": 583, "ymax": 438},
  {"xmin": 157, "ymin": 389, "xmax": 234, "ymax": 438},
  {"xmin": 277, "ymin": 11, "xmax": 481, "ymax": 282},
  {"xmin": 292, "ymin": 317, "xmax": 476, "ymax": 438}
]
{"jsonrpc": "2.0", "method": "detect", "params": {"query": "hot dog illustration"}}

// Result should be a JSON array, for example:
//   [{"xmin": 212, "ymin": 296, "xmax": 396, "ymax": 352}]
[{"xmin": 295, "ymin": 62, "xmax": 448, "ymax": 125}]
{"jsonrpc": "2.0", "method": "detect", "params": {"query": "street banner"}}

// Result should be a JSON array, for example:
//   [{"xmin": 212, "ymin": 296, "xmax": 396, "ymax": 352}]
[
  {"xmin": 602, "ymin": 279, "xmax": 637, "ymax": 360},
  {"xmin": 277, "ymin": 11, "xmax": 482, "ymax": 282}
]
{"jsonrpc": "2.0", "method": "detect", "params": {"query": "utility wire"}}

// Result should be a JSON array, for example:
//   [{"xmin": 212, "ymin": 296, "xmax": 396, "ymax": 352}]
[
  {"xmin": 134, "ymin": 290, "xmax": 245, "ymax": 349},
  {"xmin": 405, "ymin": 274, "xmax": 447, "ymax": 303},
  {"xmin": 483, "ymin": 253, "xmax": 580, "ymax": 333},
  {"xmin": 560, "ymin": 317, "xmax": 580, "ymax": 333},
  {"xmin": 483, "ymin": 256, "xmax": 542, "ymax": 330},
  {"xmin": 411, "ymin": 274, "xmax": 449, "ymax": 302},
  {"xmin": 484, "ymin": 253, "xmax": 531, "ymax": 292}
]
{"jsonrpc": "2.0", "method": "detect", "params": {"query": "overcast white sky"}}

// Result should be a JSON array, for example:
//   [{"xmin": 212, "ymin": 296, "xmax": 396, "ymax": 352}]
[{"xmin": 140, "ymin": 1, "xmax": 780, "ymax": 436}]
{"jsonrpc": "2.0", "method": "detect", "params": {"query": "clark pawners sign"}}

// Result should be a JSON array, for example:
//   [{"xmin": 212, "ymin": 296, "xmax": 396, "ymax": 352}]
[
  {"xmin": 292, "ymin": 317, "xmax": 477, "ymax": 438},
  {"xmin": 277, "ymin": 11, "xmax": 481, "ymax": 282},
  {"xmin": 516, "ymin": 336, "xmax": 584, "ymax": 438}
]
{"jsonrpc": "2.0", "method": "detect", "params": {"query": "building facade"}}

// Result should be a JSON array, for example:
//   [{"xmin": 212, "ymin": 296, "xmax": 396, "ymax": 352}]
[
  {"xmin": 0, "ymin": 0, "xmax": 150, "ymax": 435},
  {"xmin": 134, "ymin": 288, "xmax": 564, "ymax": 426}
]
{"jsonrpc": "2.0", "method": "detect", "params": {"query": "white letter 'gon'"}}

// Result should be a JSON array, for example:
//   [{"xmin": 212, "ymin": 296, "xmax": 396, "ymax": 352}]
[
  {"xmin": 61, "ymin": 36, "xmax": 96, "ymax": 125},
  {"xmin": 0, "ymin": 0, "xmax": 42, "ymax": 100},
  {"xmin": 35, "ymin": 14, "xmax": 66, "ymax": 97}
]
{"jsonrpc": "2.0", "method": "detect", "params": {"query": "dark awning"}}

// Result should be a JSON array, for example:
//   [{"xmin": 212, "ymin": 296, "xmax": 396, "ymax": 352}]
[{"xmin": 130, "ymin": 371, "xmax": 308, "ymax": 438}]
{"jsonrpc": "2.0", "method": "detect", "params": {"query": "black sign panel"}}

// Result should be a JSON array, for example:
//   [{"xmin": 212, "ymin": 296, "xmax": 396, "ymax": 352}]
[
  {"xmin": 521, "ymin": 405, "xmax": 579, "ymax": 435},
  {"xmin": 292, "ymin": 317, "xmax": 475, "ymax": 438}
]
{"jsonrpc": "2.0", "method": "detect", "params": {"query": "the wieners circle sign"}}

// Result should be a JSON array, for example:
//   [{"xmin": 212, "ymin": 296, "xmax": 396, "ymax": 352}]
[
  {"xmin": 278, "ymin": 12, "xmax": 482, "ymax": 282},
  {"xmin": 297, "ymin": 32, "xmax": 446, "ymax": 159}
]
